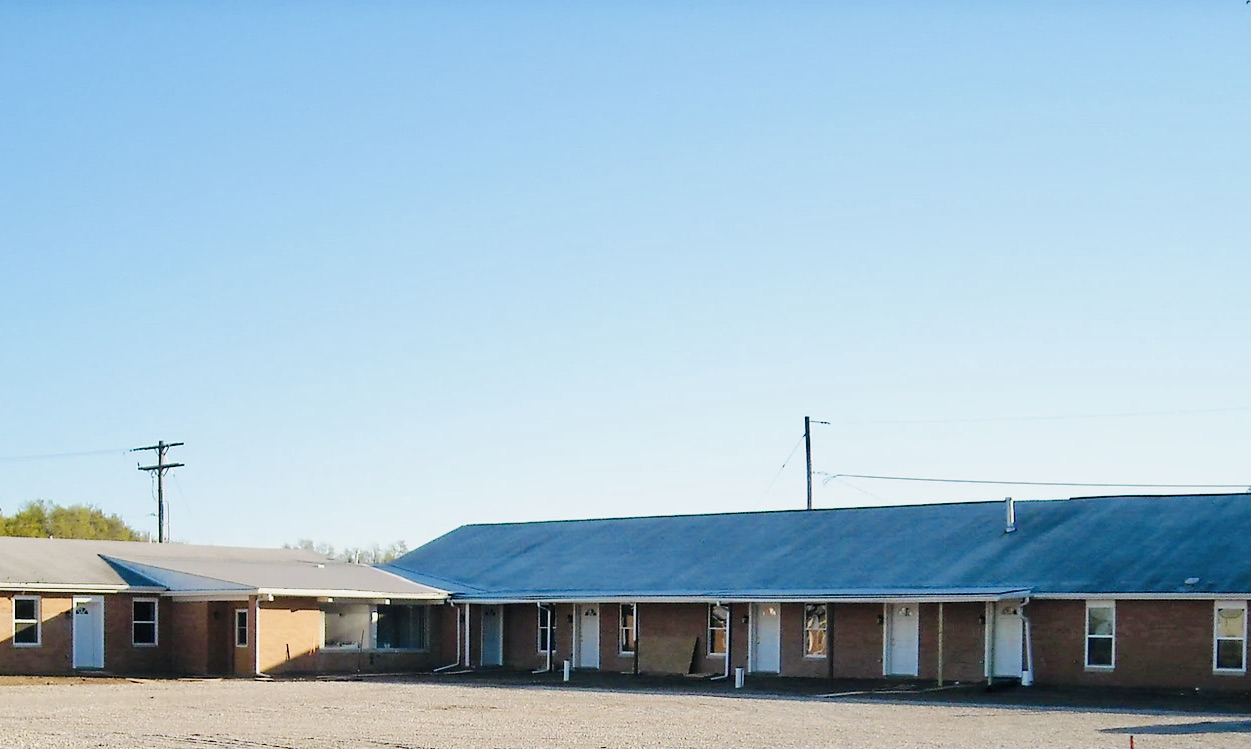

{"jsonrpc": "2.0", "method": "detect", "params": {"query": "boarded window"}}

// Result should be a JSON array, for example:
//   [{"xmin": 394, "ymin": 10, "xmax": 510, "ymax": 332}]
[
  {"xmin": 708, "ymin": 605, "xmax": 729, "ymax": 656},
  {"xmin": 537, "ymin": 607, "xmax": 555, "ymax": 653},
  {"xmin": 804, "ymin": 604, "xmax": 827, "ymax": 658},
  {"xmin": 619, "ymin": 603, "xmax": 637, "ymax": 655}
]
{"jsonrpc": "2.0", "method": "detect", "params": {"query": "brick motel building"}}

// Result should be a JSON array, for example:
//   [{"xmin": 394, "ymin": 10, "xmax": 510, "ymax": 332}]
[{"xmin": 3, "ymin": 492, "xmax": 1248, "ymax": 692}]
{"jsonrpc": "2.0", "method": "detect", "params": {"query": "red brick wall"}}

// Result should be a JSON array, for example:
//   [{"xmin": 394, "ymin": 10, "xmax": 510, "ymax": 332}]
[
  {"xmin": 830, "ymin": 603, "xmax": 883, "ymax": 678},
  {"xmin": 103, "ymin": 594, "xmax": 173, "ymax": 675},
  {"xmin": 599, "ymin": 603, "xmax": 637, "ymax": 674},
  {"xmin": 1030, "ymin": 598, "xmax": 1251, "ymax": 691},
  {"xmin": 917, "ymin": 602, "xmax": 985, "ymax": 684},
  {"xmin": 1, "ymin": 593, "xmax": 74, "ymax": 674}
]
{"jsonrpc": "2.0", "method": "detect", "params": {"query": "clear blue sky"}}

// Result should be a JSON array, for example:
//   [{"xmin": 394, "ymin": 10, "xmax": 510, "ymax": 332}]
[{"xmin": 1, "ymin": 2, "xmax": 1247, "ymax": 550}]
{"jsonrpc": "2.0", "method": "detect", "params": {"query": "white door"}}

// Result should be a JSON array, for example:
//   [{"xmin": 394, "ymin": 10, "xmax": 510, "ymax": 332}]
[
  {"xmin": 886, "ymin": 603, "xmax": 919, "ymax": 676},
  {"xmin": 993, "ymin": 602, "xmax": 1024, "ymax": 677},
  {"xmin": 480, "ymin": 606, "xmax": 503, "ymax": 667},
  {"xmin": 751, "ymin": 604, "xmax": 781, "ymax": 673},
  {"xmin": 576, "ymin": 605, "xmax": 600, "ymax": 669},
  {"xmin": 72, "ymin": 596, "xmax": 105, "ymax": 670}
]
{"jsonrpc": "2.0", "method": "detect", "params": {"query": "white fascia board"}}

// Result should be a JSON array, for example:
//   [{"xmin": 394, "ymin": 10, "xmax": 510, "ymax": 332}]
[
  {"xmin": 256, "ymin": 588, "xmax": 447, "ymax": 601},
  {"xmin": 454, "ymin": 591, "xmax": 1033, "ymax": 605},
  {"xmin": 1032, "ymin": 592, "xmax": 1251, "ymax": 601},
  {"xmin": 1, "ymin": 583, "xmax": 133, "ymax": 594},
  {"xmin": 164, "ymin": 592, "xmax": 254, "ymax": 602}
]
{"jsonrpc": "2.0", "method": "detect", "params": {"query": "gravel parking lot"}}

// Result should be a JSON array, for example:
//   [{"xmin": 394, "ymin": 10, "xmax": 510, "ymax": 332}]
[{"xmin": 0, "ymin": 675, "xmax": 1247, "ymax": 748}]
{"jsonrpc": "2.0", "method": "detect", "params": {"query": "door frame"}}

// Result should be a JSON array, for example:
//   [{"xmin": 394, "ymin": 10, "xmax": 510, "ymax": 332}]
[
  {"xmin": 883, "ymin": 602, "xmax": 920, "ymax": 676},
  {"xmin": 574, "ymin": 604, "xmax": 600, "ymax": 669},
  {"xmin": 480, "ymin": 605, "xmax": 504, "ymax": 667},
  {"xmin": 749, "ymin": 603, "xmax": 781, "ymax": 673},
  {"xmin": 72, "ymin": 595, "xmax": 105, "ymax": 670},
  {"xmin": 990, "ymin": 600, "xmax": 1024, "ymax": 678}
]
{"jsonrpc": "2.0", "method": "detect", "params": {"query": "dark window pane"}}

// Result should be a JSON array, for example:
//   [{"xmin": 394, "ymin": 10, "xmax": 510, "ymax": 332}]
[
  {"xmin": 14, "ymin": 621, "xmax": 38, "ymax": 644},
  {"xmin": 133, "ymin": 622, "xmax": 157, "ymax": 645},
  {"xmin": 134, "ymin": 600, "xmax": 156, "ymax": 623},
  {"xmin": 1216, "ymin": 640, "xmax": 1244, "ymax": 670},
  {"xmin": 15, "ymin": 599, "xmax": 37, "ymax": 621},
  {"xmin": 1087, "ymin": 637, "xmax": 1113, "ymax": 666}
]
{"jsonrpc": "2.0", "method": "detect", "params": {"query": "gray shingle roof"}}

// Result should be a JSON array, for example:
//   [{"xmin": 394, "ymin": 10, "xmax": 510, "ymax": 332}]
[
  {"xmin": 386, "ymin": 493, "xmax": 1250, "ymax": 600},
  {"xmin": 0, "ymin": 537, "xmax": 446, "ymax": 599}
]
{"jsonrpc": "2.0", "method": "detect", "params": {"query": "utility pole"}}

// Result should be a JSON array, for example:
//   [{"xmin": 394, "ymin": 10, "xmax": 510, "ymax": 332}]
[
  {"xmin": 804, "ymin": 417, "xmax": 829, "ymax": 510},
  {"xmin": 133, "ymin": 441, "xmax": 184, "ymax": 543}
]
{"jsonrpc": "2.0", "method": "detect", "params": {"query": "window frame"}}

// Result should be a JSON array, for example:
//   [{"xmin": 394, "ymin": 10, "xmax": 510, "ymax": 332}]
[
  {"xmin": 803, "ymin": 603, "xmax": 828, "ymax": 659},
  {"xmin": 131, "ymin": 597, "xmax": 159, "ymax": 647},
  {"xmin": 13, "ymin": 595, "xmax": 41, "ymax": 647},
  {"xmin": 618, "ymin": 603, "xmax": 637, "ymax": 656},
  {"xmin": 234, "ymin": 608, "xmax": 249, "ymax": 648},
  {"xmin": 374, "ymin": 604, "xmax": 430, "ymax": 652},
  {"xmin": 537, "ymin": 606, "xmax": 554, "ymax": 654},
  {"xmin": 707, "ymin": 604, "xmax": 729, "ymax": 657},
  {"xmin": 1213, "ymin": 600, "xmax": 1248, "ymax": 674},
  {"xmin": 1084, "ymin": 600, "xmax": 1115, "ymax": 670}
]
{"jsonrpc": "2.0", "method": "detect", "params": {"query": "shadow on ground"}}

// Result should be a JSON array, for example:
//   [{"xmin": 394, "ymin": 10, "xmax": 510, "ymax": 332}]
[{"xmin": 1102, "ymin": 720, "xmax": 1251, "ymax": 735}]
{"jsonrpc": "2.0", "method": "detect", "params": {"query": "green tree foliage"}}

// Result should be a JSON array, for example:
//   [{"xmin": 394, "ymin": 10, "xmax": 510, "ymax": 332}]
[
  {"xmin": 0, "ymin": 499, "xmax": 150, "ymax": 541},
  {"xmin": 285, "ymin": 538, "xmax": 409, "ymax": 564}
]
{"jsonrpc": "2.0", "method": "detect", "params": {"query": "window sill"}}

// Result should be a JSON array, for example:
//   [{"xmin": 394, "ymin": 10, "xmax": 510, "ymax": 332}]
[
  {"xmin": 14, "ymin": 642, "xmax": 41, "ymax": 648},
  {"xmin": 1213, "ymin": 668, "xmax": 1247, "ymax": 676},
  {"xmin": 1084, "ymin": 665, "xmax": 1115, "ymax": 672},
  {"xmin": 132, "ymin": 643, "xmax": 159, "ymax": 648},
  {"xmin": 707, "ymin": 653, "xmax": 727, "ymax": 658},
  {"xmin": 803, "ymin": 654, "xmax": 827, "ymax": 660}
]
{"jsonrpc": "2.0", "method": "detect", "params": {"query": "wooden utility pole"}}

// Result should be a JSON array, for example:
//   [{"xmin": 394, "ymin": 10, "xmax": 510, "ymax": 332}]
[
  {"xmin": 805, "ymin": 417, "xmax": 813, "ymax": 510},
  {"xmin": 133, "ymin": 441, "xmax": 184, "ymax": 542},
  {"xmin": 804, "ymin": 416, "xmax": 830, "ymax": 510}
]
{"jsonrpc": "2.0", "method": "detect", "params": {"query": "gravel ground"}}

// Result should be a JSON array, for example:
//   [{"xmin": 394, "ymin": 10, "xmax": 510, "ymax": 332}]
[{"xmin": 0, "ymin": 676, "xmax": 1247, "ymax": 749}]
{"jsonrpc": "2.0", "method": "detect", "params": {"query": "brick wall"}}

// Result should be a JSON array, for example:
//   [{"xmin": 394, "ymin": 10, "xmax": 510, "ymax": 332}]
[
  {"xmin": 1, "ymin": 593, "xmax": 73, "ymax": 674},
  {"xmin": 1030, "ymin": 598, "xmax": 1251, "ymax": 691},
  {"xmin": 103, "ymin": 594, "xmax": 173, "ymax": 675},
  {"xmin": 917, "ymin": 602, "xmax": 985, "ymax": 683},
  {"xmin": 830, "ymin": 603, "xmax": 883, "ymax": 678},
  {"xmin": 635, "ymin": 602, "xmax": 723, "ymax": 674}
]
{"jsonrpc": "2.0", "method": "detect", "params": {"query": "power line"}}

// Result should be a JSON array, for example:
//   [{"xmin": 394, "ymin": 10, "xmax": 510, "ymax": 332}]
[
  {"xmin": 0, "ymin": 447, "xmax": 131, "ymax": 463},
  {"xmin": 761, "ymin": 434, "xmax": 806, "ymax": 500},
  {"xmin": 816, "ymin": 472, "xmax": 1248, "ymax": 490}
]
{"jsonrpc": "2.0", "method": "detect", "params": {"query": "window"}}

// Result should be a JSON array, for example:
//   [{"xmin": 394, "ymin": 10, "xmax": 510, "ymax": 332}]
[
  {"xmin": 132, "ymin": 599, "xmax": 158, "ymax": 646},
  {"xmin": 1214, "ymin": 601, "xmax": 1247, "ymax": 673},
  {"xmin": 1085, "ymin": 601, "xmax": 1115, "ymax": 669},
  {"xmin": 537, "ymin": 607, "xmax": 555, "ymax": 653},
  {"xmin": 13, "ymin": 596, "xmax": 40, "ymax": 646},
  {"xmin": 619, "ymin": 603, "xmax": 637, "ymax": 655},
  {"xmin": 376, "ymin": 605, "xmax": 429, "ymax": 651},
  {"xmin": 322, "ymin": 603, "xmax": 371, "ymax": 649},
  {"xmin": 234, "ymin": 608, "xmax": 248, "ymax": 648},
  {"xmin": 708, "ymin": 604, "xmax": 729, "ymax": 656},
  {"xmin": 804, "ymin": 604, "xmax": 828, "ymax": 658}
]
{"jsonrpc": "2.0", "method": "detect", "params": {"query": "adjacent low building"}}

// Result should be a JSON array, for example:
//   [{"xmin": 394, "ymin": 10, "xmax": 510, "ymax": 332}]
[
  {"xmin": 0, "ymin": 537, "xmax": 446, "ymax": 676},
  {"xmin": 385, "ymin": 492, "xmax": 1250, "ymax": 691}
]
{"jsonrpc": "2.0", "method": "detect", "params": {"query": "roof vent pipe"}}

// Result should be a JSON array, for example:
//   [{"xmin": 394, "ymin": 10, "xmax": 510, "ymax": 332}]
[{"xmin": 1005, "ymin": 496, "xmax": 1016, "ymax": 533}]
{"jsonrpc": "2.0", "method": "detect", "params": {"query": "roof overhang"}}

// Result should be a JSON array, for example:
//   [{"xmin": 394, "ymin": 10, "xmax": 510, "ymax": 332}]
[
  {"xmin": 449, "ymin": 589, "xmax": 1035, "ymax": 605},
  {"xmin": 0, "ymin": 583, "xmax": 163, "ymax": 595},
  {"xmin": 161, "ymin": 587, "xmax": 447, "ymax": 602}
]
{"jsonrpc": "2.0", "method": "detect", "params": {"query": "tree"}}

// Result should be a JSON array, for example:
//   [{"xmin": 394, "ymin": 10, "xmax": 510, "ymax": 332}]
[
  {"xmin": 285, "ymin": 538, "xmax": 409, "ymax": 564},
  {"xmin": 0, "ymin": 499, "xmax": 150, "ymax": 541}
]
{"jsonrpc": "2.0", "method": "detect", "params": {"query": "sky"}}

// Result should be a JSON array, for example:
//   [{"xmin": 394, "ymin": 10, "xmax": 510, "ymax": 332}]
[{"xmin": 1, "ymin": 2, "xmax": 1247, "ymax": 551}]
